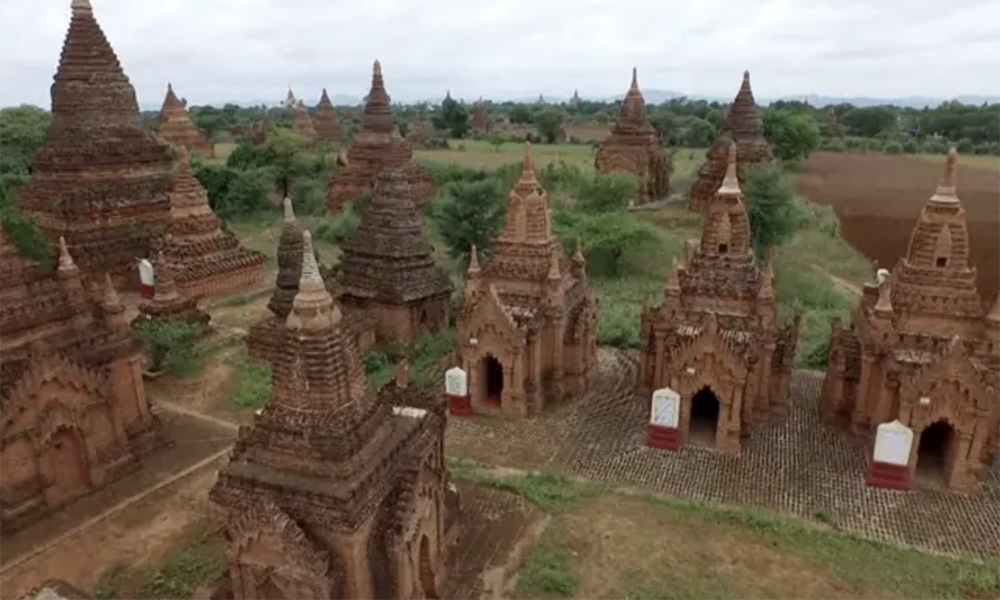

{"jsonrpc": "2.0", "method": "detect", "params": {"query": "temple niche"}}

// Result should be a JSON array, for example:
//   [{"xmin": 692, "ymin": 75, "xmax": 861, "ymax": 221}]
[
  {"xmin": 821, "ymin": 149, "xmax": 1000, "ymax": 493},
  {"xmin": 454, "ymin": 142, "xmax": 599, "ymax": 418},
  {"xmin": 210, "ymin": 231, "xmax": 461, "ymax": 600},
  {"xmin": 247, "ymin": 199, "xmax": 375, "ymax": 365},
  {"xmin": 326, "ymin": 60, "xmax": 434, "ymax": 213},
  {"xmin": 689, "ymin": 71, "xmax": 775, "ymax": 213},
  {"xmin": 159, "ymin": 147, "xmax": 266, "ymax": 299},
  {"xmin": 157, "ymin": 83, "xmax": 214, "ymax": 158},
  {"xmin": 14, "ymin": 0, "xmax": 176, "ymax": 288},
  {"xmin": 338, "ymin": 168, "xmax": 453, "ymax": 345},
  {"xmin": 1, "ymin": 231, "xmax": 165, "ymax": 532},
  {"xmin": 594, "ymin": 68, "xmax": 671, "ymax": 205},
  {"xmin": 313, "ymin": 88, "xmax": 342, "ymax": 143},
  {"xmin": 639, "ymin": 142, "xmax": 798, "ymax": 454}
]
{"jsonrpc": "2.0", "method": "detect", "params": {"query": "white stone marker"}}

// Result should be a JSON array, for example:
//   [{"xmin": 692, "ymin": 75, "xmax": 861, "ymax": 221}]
[
  {"xmin": 873, "ymin": 419, "xmax": 914, "ymax": 466},
  {"xmin": 445, "ymin": 366, "xmax": 468, "ymax": 397},
  {"xmin": 650, "ymin": 387, "xmax": 681, "ymax": 428}
]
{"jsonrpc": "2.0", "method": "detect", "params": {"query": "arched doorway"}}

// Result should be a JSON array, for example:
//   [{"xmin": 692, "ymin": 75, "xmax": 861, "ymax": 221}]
[
  {"xmin": 915, "ymin": 420, "xmax": 955, "ymax": 487},
  {"xmin": 689, "ymin": 387, "xmax": 720, "ymax": 448},
  {"xmin": 419, "ymin": 534, "xmax": 438, "ymax": 599},
  {"xmin": 483, "ymin": 356, "xmax": 504, "ymax": 409},
  {"xmin": 44, "ymin": 427, "xmax": 90, "ymax": 506}
]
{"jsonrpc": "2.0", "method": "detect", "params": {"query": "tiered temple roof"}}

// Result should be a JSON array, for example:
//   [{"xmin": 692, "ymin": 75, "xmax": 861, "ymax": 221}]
[
  {"xmin": 689, "ymin": 71, "xmax": 775, "ymax": 212},
  {"xmin": 159, "ymin": 147, "xmax": 265, "ymax": 299},
  {"xmin": 468, "ymin": 98, "xmax": 492, "ymax": 133},
  {"xmin": 312, "ymin": 88, "xmax": 341, "ymax": 142},
  {"xmin": 326, "ymin": 60, "xmax": 434, "ymax": 213},
  {"xmin": 338, "ymin": 168, "xmax": 452, "ymax": 343},
  {"xmin": 638, "ymin": 141, "xmax": 798, "ymax": 444},
  {"xmin": 14, "ymin": 0, "xmax": 175, "ymax": 288},
  {"xmin": 291, "ymin": 101, "xmax": 317, "ymax": 142},
  {"xmin": 157, "ymin": 83, "xmax": 214, "ymax": 157},
  {"xmin": 820, "ymin": 149, "xmax": 999, "ymax": 490},
  {"xmin": 594, "ymin": 68, "xmax": 671, "ymax": 204}
]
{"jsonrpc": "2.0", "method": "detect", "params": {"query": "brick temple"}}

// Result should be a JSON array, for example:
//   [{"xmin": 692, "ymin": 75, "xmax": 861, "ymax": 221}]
[
  {"xmin": 639, "ymin": 141, "xmax": 799, "ymax": 454},
  {"xmin": 821, "ymin": 149, "xmax": 1000, "ymax": 492},
  {"xmin": 313, "ymin": 88, "xmax": 341, "ymax": 143},
  {"xmin": 468, "ymin": 98, "xmax": 492, "ymax": 133},
  {"xmin": 594, "ymin": 68, "xmax": 671, "ymax": 204},
  {"xmin": 292, "ymin": 100, "xmax": 317, "ymax": 142},
  {"xmin": 326, "ymin": 60, "xmax": 434, "ymax": 213},
  {"xmin": 337, "ymin": 168, "xmax": 453, "ymax": 345},
  {"xmin": 209, "ymin": 230, "xmax": 461, "ymax": 599},
  {"xmin": 0, "ymin": 229, "xmax": 165, "ymax": 532},
  {"xmin": 131, "ymin": 250, "xmax": 211, "ymax": 333},
  {"xmin": 689, "ymin": 71, "xmax": 775, "ymax": 213},
  {"xmin": 248, "ymin": 199, "xmax": 375, "ymax": 365},
  {"xmin": 14, "ymin": 0, "xmax": 175, "ymax": 289},
  {"xmin": 157, "ymin": 83, "xmax": 214, "ymax": 158},
  {"xmin": 159, "ymin": 147, "xmax": 266, "ymax": 299},
  {"xmin": 455, "ymin": 142, "xmax": 599, "ymax": 418},
  {"xmin": 826, "ymin": 110, "xmax": 844, "ymax": 138}
]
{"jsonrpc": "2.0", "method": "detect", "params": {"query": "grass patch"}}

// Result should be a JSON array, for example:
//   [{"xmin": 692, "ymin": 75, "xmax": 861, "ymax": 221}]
[
  {"xmin": 228, "ymin": 350, "xmax": 272, "ymax": 409},
  {"xmin": 449, "ymin": 460, "xmax": 598, "ymax": 514},
  {"xmin": 93, "ymin": 521, "xmax": 224, "ymax": 600},
  {"xmin": 363, "ymin": 330, "xmax": 456, "ymax": 388},
  {"xmin": 514, "ymin": 544, "xmax": 576, "ymax": 599}
]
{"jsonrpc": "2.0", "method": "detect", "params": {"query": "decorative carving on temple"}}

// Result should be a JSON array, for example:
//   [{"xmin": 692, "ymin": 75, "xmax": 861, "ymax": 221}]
[
  {"xmin": 292, "ymin": 100, "xmax": 317, "ymax": 142},
  {"xmin": 689, "ymin": 71, "xmax": 775, "ymax": 213},
  {"xmin": 13, "ymin": 0, "xmax": 176, "ymax": 289},
  {"xmin": 594, "ymin": 68, "xmax": 671, "ymax": 205},
  {"xmin": 247, "ymin": 200, "xmax": 375, "ymax": 365},
  {"xmin": 456, "ymin": 142, "xmax": 599, "ymax": 418},
  {"xmin": 157, "ymin": 83, "xmax": 214, "ymax": 158},
  {"xmin": 338, "ymin": 168, "xmax": 453, "ymax": 345},
  {"xmin": 826, "ymin": 111, "xmax": 844, "ymax": 138},
  {"xmin": 1, "ymin": 228, "xmax": 165, "ymax": 532},
  {"xmin": 820, "ymin": 149, "xmax": 999, "ymax": 492},
  {"xmin": 210, "ymin": 230, "xmax": 461, "ymax": 599},
  {"xmin": 468, "ymin": 98, "xmax": 492, "ymax": 133},
  {"xmin": 406, "ymin": 112, "xmax": 431, "ymax": 148},
  {"xmin": 158, "ymin": 146, "xmax": 265, "ymax": 298},
  {"xmin": 132, "ymin": 250, "xmax": 211, "ymax": 333},
  {"xmin": 326, "ymin": 60, "xmax": 434, "ymax": 213},
  {"xmin": 313, "ymin": 88, "xmax": 342, "ymax": 143},
  {"xmin": 638, "ymin": 141, "xmax": 799, "ymax": 454}
]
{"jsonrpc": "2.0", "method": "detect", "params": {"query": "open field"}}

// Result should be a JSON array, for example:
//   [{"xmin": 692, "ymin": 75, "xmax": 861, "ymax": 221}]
[
  {"xmin": 796, "ymin": 151, "xmax": 1000, "ymax": 298},
  {"xmin": 451, "ymin": 469, "xmax": 1000, "ymax": 600},
  {"xmin": 911, "ymin": 152, "xmax": 999, "ymax": 172}
]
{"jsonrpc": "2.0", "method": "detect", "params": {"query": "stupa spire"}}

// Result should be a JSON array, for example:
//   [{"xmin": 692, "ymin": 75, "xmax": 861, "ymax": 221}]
[
  {"xmin": 71, "ymin": 0, "xmax": 92, "ymax": 16},
  {"xmin": 467, "ymin": 244, "xmax": 481, "ymax": 276},
  {"xmin": 717, "ymin": 140, "xmax": 741, "ymax": 196},
  {"xmin": 57, "ymin": 236, "xmax": 77, "ymax": 272},
  {"xmin": 286, "ymin": 231, "xmax": 341, "ymax": 331},
  {"xmin": 283, "ymin": 197, "xmax": 296, "ymax": 223},
  {"xmin": 929, "ymin": 147, "xmax": 959, "ymax": 205}
]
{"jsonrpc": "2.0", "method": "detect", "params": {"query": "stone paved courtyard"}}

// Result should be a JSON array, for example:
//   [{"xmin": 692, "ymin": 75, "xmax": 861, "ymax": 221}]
[{"xmin": 446, "ymin": 348, "xmax": 1000, "ymax": 559}]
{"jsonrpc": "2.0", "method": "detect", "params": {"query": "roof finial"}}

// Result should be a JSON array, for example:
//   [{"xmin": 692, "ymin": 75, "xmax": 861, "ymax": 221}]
[
  {"xmin": 547, "ymin": 250, "xmax": 561, "ymax": 281},
  {"xmin": 874, "ymin": 278, "xmax": 893, "ymax": 315},
  {"xmin": 717, "ymin": 139, "xmax": 741, "ymax": 196},
  {"xmin": 929, "ymin": 147, "xmax": 959, "ymax": 204},
  {"xmin": 57, "ymin": 236, "xmax": 76, "ymax": 271},
  {"xmin": 987, "ymin": 291, "xmax": 1000, "ymax": 324},
  {"xmin": 743, "ymin": 70, "xmax": 751, "ymax": 85},
  {"xmin": 467, "ymin": 244, "xmax": 481, "ymax": 276},
  {"xmin": 283, "ymin": 197, "xmax": 296, "ymax": 223},
  {"xmin": 573, "ymin": 237, "xmax": 585, "ymax": 265},
  {"xmin": 299, "ymin": 231, "xmax": 322, "ymax": 289},
  {"xmin": 102, "ymin": 272, "xmax": 122, "ymax": 309},
  {"xmin": 373, "ymin": 59, "xmax": 382, "ymax": 78},
  {"xmin": 522, "ymin": 140, "xmax": 535, "ymax": 176},
  {"xmin": 287, "ymin": 230, "xmax": 340, "ymax": 330},
  {"xmin": 630, "ymin": 67, "xmax": 639, "ymax": 89},
  {"xmin": 71, "ymin": 0, "xmax": 92, "ymax": 16}
]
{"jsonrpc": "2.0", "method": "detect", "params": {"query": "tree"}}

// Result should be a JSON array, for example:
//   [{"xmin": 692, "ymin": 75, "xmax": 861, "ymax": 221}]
[
  {"xmin": 432, "ymin": 179, "xmax": 507, "ymax": 260},
  {"xmin": 433, "ymin": 94, "xmax": 469, "ymax": 139},
  {"xmin": 552, "ymin": 207, "xmax": 654, "ymax": 277},
  {"xmin": 534, "ymin": 108, "xmax": 567, "ymax": 143},
  {"xmin": 682, "ymin": 117, "xmax": 716, "ymax": 148},
  {"xmin": 763, "ymin": 109, "xmax": 821, "ymax": 162},
  {"xmin": 509, "ymin": 105, "xmax": 534, "ymax": 124},
  {"xmin": 741, "ymin": 165, "xmax": 798, "ymax": 253},
  {"xmin": 575, "ymin": 173, "xmax": 635, "ymax": 214}
]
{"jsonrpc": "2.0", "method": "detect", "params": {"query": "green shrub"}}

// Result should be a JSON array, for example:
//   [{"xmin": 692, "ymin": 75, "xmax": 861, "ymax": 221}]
[
  {"xmin": 0, "ymin": 197, "xmax": 54, "ymax": 266},
  {"xmin": 134, "ymin": 319, "xmax": 202, "ymax": 376},
  {"xmin": 883, "ymin": 141, "xmax": 903, "ymax": 155},
  {"xmin": 230, "ymin": 354, "xmax": 272, "ymax": 409},
  {"xmin": 741, "ymin": 165, "xmax": 798, "ymax": 253},
  {"xmin": 312, "ymin": 202, "xmax": 361, "ymax": 245}
]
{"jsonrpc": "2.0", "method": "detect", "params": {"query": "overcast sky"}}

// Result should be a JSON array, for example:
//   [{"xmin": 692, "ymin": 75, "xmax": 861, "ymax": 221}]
[{"xmin": 1, "ymin": 0, "xmax": 998, "ymax": 108}]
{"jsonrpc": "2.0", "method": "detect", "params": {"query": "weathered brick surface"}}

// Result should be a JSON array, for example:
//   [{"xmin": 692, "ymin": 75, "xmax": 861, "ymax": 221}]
[{"xmin": 446, "ymin": 348, "xmax": 1000, "ymax": 558}]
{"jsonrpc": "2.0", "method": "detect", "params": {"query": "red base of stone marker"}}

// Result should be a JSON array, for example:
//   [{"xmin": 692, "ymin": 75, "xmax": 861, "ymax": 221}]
[
  {"xmin": 865, "ymin": 460, "xmax": 911, "ymax": 490},
  {"xmin": 447, "ymin": 393, "xmax": 473, "ymax": 417},
  {"xmin": 646, "ymin": 424, "xmax": 682, "ymax": 451},
  {"xmin": 139, "ymin": 283, "xmax": 154, "ymax": 299}
]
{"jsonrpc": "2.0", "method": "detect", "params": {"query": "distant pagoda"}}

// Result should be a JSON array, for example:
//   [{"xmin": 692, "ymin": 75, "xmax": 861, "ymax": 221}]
[
  {"xmin": 157, "ymin": 83, "xmax": 214, "ymax": 158},
  {"xmin": 313, "ymin": 88, "xmax": 342, "ymax": 142}
]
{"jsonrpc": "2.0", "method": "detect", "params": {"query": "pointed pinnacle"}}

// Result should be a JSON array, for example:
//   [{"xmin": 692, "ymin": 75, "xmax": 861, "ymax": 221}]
[
  {"xmin": 71, "ymin": 0, "xmax": 92, "ymax": 15},
  {"xmin": 573, "ymin": 237, "xmax": 585, "ymax": 263},
  {"xmin": 717, "ymin": 140, "xmax": 741, "ymax": 196},
  {"xmin": 58, "ymin": 236, "xmax": 76, "ymax": 271},
  {"xmin": 988, "ymin": 291, "xmax": 1000, "ymax": 323},
  {"xmin": 373, "ymin": 59, "xmax": 382, "ymax": 78},
  {"xmin": 283, "ymin": 197, "xmax": 296, "ymax": 223},
  {"xmin": 467, "ymin": 244, "xmax": 481, "ymax": 275},
  {"xmin": 630, "ymin": 67, "xmax": 639, "ymax": 89},
  {"xmin": 522, "ymin": 140, "xmax": 535, "ymax": 176},
  {"xmin": 102, "ymin": 272, "xmax": 121, "ymax": 308},
  {"xmin": 299, "ymin": 230, "xmax": 323, "ymax": 287}
]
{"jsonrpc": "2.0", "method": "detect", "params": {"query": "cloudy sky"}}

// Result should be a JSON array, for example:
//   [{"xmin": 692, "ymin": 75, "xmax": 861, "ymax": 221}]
[{"xmin": 1, "ymin": 0, "xmax": 998, "ymax": 107}]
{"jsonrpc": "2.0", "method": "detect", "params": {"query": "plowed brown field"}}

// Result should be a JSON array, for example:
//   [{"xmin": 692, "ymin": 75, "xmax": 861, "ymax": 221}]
[{"xmin": 795, "ymin": 152, "xmax": 1000, "ymax": 298}]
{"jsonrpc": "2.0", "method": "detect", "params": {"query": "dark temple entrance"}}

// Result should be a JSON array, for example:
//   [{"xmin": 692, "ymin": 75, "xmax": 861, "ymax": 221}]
[
  {"xmin": 915, "ymin": 419, "xmax": 955, "ymax": 487},
  {"xmin": 484, "ymin": 356, "xmax": 504, "ymax": 408},
  {"xmin": 689, "ymin": 386, "xmax": 720, "ymax": 448}
]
